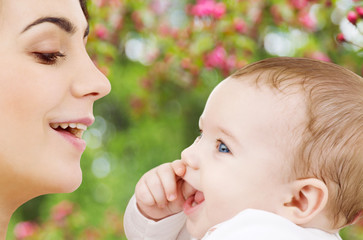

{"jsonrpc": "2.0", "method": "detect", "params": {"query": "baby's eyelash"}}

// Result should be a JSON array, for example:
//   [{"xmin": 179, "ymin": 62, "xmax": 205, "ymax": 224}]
[
  {"xmin": 32, "ymin": 52, "xmax": 66, "ymax": 65},
  {"xmin": 194, "ymin": 129, "xmax": 203, "ymax": 142},
  {"xmin": 217, "ymin": 139, "xmax": 231, "ymax": 153}
]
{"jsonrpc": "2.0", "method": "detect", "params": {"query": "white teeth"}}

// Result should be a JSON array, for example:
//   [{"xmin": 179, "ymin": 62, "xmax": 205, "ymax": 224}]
[
  {"xmin": 76, "ymin": 123, "xmax": 87, "ymax": 130},
  {"xmin": 50, "ymin": 122, "xmax": 88, "ymax": 131},
  {"xmin": 50, "ymin": 123, "xmax": 60, "ymax": 129}
]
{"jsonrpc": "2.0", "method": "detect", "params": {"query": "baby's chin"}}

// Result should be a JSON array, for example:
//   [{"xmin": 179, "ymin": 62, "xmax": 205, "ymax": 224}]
[{"xmin": 186, "ymin": 220, "xmax": 211, "ymax": 239}]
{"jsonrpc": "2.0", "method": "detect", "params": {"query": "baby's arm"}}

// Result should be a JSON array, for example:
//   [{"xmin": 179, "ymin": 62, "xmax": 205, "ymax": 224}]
[{"xmin": 123, "ymin": 160, "xmax": 192, "ymax": 240}]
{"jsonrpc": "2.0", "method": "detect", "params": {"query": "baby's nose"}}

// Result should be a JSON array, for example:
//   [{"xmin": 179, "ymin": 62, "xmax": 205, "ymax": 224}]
[{"xmin": 181, "ymin": 145, "xmax": 200, "ymax": 170}]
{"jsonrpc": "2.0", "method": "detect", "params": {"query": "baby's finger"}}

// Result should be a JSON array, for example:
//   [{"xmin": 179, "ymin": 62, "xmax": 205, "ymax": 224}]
[
  {"xmin": 157, "ymin": 164, "xmax": 178, "ymax": 201},
  {"xmin": 171, "ymin": 160, "xmax": 186, "ymax": 177},
  {"xmin": 135, "ymin": 179, "xmax": 156, "ymax": 206},
  {"xmin": 181, "ymin": 180, "xmax": 196, "ymax": 200},
  {"xmin": 145, "ymin": 173, "xmax": 168, "ymax": 207}
]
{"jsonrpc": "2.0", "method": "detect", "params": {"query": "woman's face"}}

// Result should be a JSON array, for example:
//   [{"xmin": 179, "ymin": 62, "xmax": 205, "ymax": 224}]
[{"xmin": 0, "ymin": 0, "xmax": 111, "ymax": 196}]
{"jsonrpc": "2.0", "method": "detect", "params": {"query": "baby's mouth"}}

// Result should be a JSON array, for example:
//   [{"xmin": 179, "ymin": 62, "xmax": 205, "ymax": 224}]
[
  {"xmin": 188, "ymin": 190, "xmax": 205, "ymax": 207},
  {"xmin": 50, "ymin": 123, "xmax": 87, "ymax": 138},
  {"xmin": 183, "ymin": 185, "xmax": 205, "ymax": 215}
]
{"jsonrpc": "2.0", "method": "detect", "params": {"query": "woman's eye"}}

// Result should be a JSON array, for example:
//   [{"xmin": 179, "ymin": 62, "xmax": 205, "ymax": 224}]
[
  {"xmin": 33, "ymin": 52, "xmax": 66, "ymax": 65},
  {"xmin": 218, "ymin": 142, "xmax": 230, "ymax": 153}
]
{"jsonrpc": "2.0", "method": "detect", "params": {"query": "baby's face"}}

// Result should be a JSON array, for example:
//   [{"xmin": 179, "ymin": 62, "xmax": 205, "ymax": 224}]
[{"xmin": 180, "ymin": 76, "xmax": 305, "ymax": 238}]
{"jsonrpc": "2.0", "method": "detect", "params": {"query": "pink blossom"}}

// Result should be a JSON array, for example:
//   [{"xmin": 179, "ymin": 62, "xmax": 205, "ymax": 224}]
[
  {"xmin": 205, "ymin": 45, "xmax": 227, "ymax": 69},
  {"xmin": 14, "ymin": 221, "xmax": 38, "ymax": 239},
  {"xmin": 146, "ymin": 48, "xmax": 160, "ymax": 63},
  {"xmin": 336, "ymin": 33, "xmax": 345, "ymax": 43},
  {"xmin": 225, "ymin": 55, "xmax": 237, "ymax": 71},
  {"xmin": 150, "ymin": 0, "xmax": 170, "ymax": 15},
  {"xmin": 325, "ymin": 0, "xmax": 332, "ymax": 7},
  {"xmin": 347, "ymin": 11, "xmax": 358, "ymax": 25},
  {"xmin": 298, "ymin": 11, "xmax": 317, "ymax": 30},
  {"xmin": 309, "ymin": 52, "xmax": 331, "ymax": 62},
  {"xmin": 356, "ymin": 6, "xmax": 363, "ymax": 18},
  {"xmin": 51, "ymin": 200, "xmax": 74, "ymax": 222},
  {"xmin": 94, "ymin": 24, "xmax": 109, "ymax": 40},
  {"xmin": 212, "ymin": 2, "xmax": 226, "ymax": 19},
  {"xmin": 158, "ymin": 23, "xmax": 178, "ymax": 38},
  {"xmin": 204, "ymin": 46, "xmax": 237, "ymax": 75},
  {"xmin": 94, "ymin": 0, "xmax": 108, "ymax": 7},
  {"xmin": 234, "ymin": 18, "xmax": 247, "ymax": 34},
  {"xmin": 190, "ymin": 0, "xmax": 226, "ymax": 19},
  {"xmin": 289, "ymin": 0, "xmax": 308, "ymax": 9},
  {"xmin": 94, "ymin": 0, "xmax": 121, "ymax": 7},
  {"xmin": 108, "ymin": 0, "xmax": 121, "ymax": 7}
]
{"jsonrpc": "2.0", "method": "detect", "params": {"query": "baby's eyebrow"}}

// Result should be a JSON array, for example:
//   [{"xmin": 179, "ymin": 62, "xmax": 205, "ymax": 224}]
[{"xmin": 219, "ymin": 127, "xmax": 236, "ymax": 141}]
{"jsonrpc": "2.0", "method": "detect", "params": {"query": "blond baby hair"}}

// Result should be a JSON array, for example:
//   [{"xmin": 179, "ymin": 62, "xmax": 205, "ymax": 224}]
[{"xmin": 232, "ymin": 57, "xmax": 363, "ymax": 227}]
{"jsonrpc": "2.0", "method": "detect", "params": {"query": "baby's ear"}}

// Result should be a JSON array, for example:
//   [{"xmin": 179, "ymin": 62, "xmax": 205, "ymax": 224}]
[{"xmin": 281, "ymin": 178, "xmax": 328, "ymax": 225}]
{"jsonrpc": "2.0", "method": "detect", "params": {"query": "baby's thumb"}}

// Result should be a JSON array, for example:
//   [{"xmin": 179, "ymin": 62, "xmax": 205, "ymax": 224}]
[{"xmin": 172, "ymin": 159, "xmax": 186, "ymax": 177}]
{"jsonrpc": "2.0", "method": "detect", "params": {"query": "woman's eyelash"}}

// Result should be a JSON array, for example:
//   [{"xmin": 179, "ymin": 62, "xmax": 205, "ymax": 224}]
[{"xmin": 32, "ymin": 52, "xmax": 66, "ymax": 65}]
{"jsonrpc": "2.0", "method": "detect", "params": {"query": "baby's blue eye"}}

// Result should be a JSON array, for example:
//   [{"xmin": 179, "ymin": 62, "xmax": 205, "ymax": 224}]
[{"xmin": 218, "ymin": 142, "xmax": 230, "ymax": 153}]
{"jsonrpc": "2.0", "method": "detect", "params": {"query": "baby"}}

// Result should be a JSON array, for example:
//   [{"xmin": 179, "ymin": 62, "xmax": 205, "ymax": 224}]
[{"xmin": 124, "ymin": 57, "xmax": 363, "ymax": 240}]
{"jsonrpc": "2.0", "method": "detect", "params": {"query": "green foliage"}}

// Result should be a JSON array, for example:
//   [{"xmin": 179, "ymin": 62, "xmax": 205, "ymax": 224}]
[{"xmin": 8, "ymin": 0, "xmax": 363, "ymax": 239}]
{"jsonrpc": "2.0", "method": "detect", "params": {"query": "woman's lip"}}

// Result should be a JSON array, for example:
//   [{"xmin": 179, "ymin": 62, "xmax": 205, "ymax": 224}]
[
  {"xmin": 51, "ymin": 128, "xmax": 87, "ymax": 152},
  {"xmin": 49, "ymin": 117, "xmax": 95, "ymax": 127}
]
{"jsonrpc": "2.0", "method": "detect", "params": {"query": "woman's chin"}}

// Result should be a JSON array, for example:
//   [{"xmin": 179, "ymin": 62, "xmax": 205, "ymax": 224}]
[{"xmin": 48, "ymin": 170, "xmax": 83, "ymax": 194}]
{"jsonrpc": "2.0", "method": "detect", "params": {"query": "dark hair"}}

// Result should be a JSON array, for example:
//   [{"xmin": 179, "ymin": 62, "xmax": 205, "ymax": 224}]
[{"xmin": 79, "ymin": 0, "xmax": 89, "ymax": 20}]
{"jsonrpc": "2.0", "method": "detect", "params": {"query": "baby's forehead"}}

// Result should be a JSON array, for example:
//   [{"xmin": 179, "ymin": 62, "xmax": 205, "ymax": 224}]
[
  {"xmin": 207, "ymin": 75, "xmax": 307, "ymax": 143},
  {"xmin": 225, "ymin": 73, "xmax": 305, "ymax": 104},
  {"xmin": 231, "ymin": 75, "xmax": 306, "ymax": 123}
]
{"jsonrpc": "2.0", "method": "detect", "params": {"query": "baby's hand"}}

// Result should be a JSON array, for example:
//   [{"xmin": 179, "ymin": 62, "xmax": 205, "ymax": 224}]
[{"xmin": 135, "ymin": 160, "xmax": 186, "ymax": 221}]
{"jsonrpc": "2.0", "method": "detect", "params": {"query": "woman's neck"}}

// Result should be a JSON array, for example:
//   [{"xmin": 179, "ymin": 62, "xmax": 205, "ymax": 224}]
[
  {"xmin": 0, "ymin": 218, "xmax": 10, "ymax": 240},
  {"xmin": 0, "ymin": 185, "xmax": 34, "ymax": 240},
  {"xmin": 0, "ymin": 202, "xmax": 16, "ymax": 240}
]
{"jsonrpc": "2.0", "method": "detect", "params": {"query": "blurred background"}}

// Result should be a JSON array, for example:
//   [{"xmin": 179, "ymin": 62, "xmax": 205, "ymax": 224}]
[{"xmin": 8, "ymin": 0, "xmax": 363, "ymax": 239}]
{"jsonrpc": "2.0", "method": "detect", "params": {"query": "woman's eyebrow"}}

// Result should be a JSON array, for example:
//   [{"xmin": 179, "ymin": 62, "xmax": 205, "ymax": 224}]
[
  {"xmin": 21, "ymin": 16, "xmax": 89, "ymax": 38},
  {"xmin": 22, "ymin": 17, "xmax": 76, "ymax": 34}
]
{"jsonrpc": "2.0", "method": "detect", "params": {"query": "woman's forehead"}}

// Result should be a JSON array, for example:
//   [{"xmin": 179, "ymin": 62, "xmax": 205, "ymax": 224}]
[{"xmin": 0, "ymin": 0, "xmax": 86, "ymax": 30}]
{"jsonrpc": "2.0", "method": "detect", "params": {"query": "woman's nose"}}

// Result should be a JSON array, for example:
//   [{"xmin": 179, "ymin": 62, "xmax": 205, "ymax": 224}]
[
  {"xmin": 181, "ymin": 144, "xmax": 200, "ymax": 170},
  {"xmin": 70, "ymin": 50, "xmax": 111, "ymax": 100}
]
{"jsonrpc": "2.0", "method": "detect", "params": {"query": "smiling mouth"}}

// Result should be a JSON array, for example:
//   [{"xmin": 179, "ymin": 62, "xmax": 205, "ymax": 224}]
[{"xmin": 50, "ymin": 123, "xmax": 87, "ymax": 138}]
